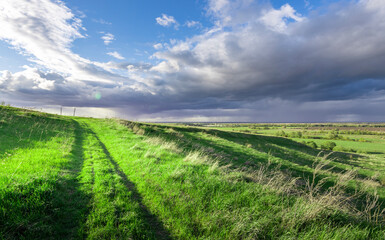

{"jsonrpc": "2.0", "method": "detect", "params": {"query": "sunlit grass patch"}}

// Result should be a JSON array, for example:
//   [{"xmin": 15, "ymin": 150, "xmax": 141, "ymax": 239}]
[
  {"xmin": 1, "ymin": 106, "xmax": 384, "ymax": 239},
  {"xmin": 87, "ymin": 119, "xmax": 385, "ymax": 239}
]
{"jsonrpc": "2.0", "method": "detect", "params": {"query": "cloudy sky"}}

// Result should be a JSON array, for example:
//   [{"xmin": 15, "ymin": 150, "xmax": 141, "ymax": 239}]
[{"xmin": 1, "ymin": 0, "xmax": 385, "ymax": 122}]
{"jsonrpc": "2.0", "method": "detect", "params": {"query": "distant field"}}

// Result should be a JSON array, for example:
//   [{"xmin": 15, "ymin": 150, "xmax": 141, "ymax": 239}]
[
  {"xmin": 1, "ymin": 106, "xmax": 385, "ymax": 239},
  {"xmin": 191, "ymin": 122, "xmax": 385, "ymax": 154}
]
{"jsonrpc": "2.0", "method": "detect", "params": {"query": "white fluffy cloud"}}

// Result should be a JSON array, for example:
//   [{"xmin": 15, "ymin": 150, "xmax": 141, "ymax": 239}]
[
  {"xmin": 153, "ymin": 43, "xmax": 163, "ymax": 50},
  {"xmin": 0, "ymin": 0, "xmax": 85, "ymax": 75},
  {"xmin": 0, "ymin": 66, "xmax": 82, "ymax": 102},
  {"xmin": 101, "ymin": 33, "xmax": 115, "ymax": 45},
  {"xmin": 185, "ymin": 20, "xmax": 201, "ymax": 28},
  {"xmin": 156, "ymin": 14, "xmax": 178, "ymax": 28},
  {"xmin": 107, "ymin": 51, "xmax": 125, "ymax": 60},
  {"xmin": 1, "ymin": 67, "xmax": 54, "ymax": 91},
  {"xmin": 0, "ymin": 0, "xmax": 138, "ymax": 86},
  {"xmin": 260, "ymin": 4, "xmax": 304, "ymax": 32},
  {"xmin": 151, "ymin": 0, "xmax": 385, "ymax": 98}
]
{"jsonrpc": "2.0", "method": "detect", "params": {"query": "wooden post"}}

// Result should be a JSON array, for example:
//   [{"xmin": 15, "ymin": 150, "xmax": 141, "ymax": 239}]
[{"xmin": 73, "ymin": 107, "xmax": 76, "ymax": 116}]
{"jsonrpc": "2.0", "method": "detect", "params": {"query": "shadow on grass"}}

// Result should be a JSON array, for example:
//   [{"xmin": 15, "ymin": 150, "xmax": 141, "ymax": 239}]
[
  {"xmin": 90, "ymin": 130, "xmax": 172, "ymax": 240},
  {"xmin": 0, "ymin": 120, "xmax": 91, "ymax": 239},
  {"xmin": 367, "ymin": 151, "xmax": 384, "ymax": 155},
  {"xmin": 204, "ymin": 130, "xmax": 373, "ymax": 177},
  {"xmin": 133, "ymin": 123, "xmax": 353, "ymax": 175},
  {"xmin": 0, "ymin": 107, "xmax": 72, "ymax": 158},
  {"xmin": 123, "ymin": 122, "xmax": 385, "ymax": 212},
  {"xmin": 199, "ymin": 129, "xmax": 371, "ymax": 178}
]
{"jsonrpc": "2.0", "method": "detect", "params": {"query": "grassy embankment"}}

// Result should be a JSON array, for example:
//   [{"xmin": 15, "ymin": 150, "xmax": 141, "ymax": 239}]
[
  {"xmin": 1, "ymin": 106, "xmax": 384, "ymax": 239},
  {"xmin": 198, "ymin": 122, "xmax": 385, "ymax": 185}
]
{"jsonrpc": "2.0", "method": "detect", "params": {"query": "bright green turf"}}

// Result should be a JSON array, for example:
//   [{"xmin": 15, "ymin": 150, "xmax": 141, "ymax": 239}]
[
  {"xmin": 1, "ymin": 106, "xmax": 384, "ymax": 239},
  {"xmin": 0, "ymin": 106, "xmax": 88, "ymax": 239}
]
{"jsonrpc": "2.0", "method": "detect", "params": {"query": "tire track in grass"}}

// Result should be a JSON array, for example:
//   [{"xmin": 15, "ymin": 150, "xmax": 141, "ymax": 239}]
[
  {"xmin": 76, "ymin": 122, "xmax": 95, "ymax": 239},
  {"xmin": 0, "ymin": 117, "xmax": 91, "ymax": 239},
  {"xmin": 78, "ymin": 121, "xmax": 171, "ymax": 239},
  {"xmin": 52, "ymin": 120, "xmax": 91, "ymax": 239},
  {"xmin": 87, "ymin": 119, "xmax": 385, "ymax": 239},
  {"xmin": 92, "ymin": 132, "xmax": 172, "ymax": 240}
]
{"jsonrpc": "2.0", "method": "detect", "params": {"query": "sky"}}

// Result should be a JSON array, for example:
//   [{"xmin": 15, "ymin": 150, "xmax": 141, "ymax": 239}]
[{"xmin": 1, "ymin": 0, "xmax": 385, "ymax": 122}]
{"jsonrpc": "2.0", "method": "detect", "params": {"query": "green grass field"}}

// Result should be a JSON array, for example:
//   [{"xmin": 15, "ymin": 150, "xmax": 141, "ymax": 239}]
[{"xmin": 1, "ymin": 106, "xmax": 385, "ymax": 239}]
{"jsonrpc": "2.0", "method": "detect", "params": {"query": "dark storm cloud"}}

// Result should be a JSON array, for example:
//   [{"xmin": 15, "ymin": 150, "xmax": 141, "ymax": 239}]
[{"xmin": 151, "ymin": 0, "xmax": 385, "ymax": 106}]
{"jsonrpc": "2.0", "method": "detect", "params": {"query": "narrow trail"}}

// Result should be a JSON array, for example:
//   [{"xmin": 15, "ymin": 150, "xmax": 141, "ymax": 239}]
[
  {"xmin": 91, "ymin": 132, "xmax": 172, "ymax": 240},
  {"xmin": 74, "ymin": 120, "xmax": 171, "ymax": 239},
  {"xmin": 2, "ymin": 107, "xmax": 385, "ymax": 239},
  {"xmin": 0, "ymin": 119, "xmax": 91, "ymax": 239},
  {"xmin": 53, "ymin": 120, "xmax": 91, "ymax": 239}
]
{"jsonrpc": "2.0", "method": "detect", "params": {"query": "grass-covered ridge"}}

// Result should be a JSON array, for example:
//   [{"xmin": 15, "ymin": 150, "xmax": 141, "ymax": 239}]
[{"xmin": 0, "ymin": 106, "xmax": 384, "ymax": 239}]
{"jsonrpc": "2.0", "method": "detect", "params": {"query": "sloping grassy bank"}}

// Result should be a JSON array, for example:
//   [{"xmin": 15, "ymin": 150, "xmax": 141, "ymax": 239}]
[
  {"xmin": 1, "ymin": 106, "xmax": 384, "ymax": 239},
  {"xmin": 0, "ymin": 106, "xmax": 88, "ymax": 239},
  {"xmin": 76, "ymin": 121, "xmax": 167, "ymax": 239},
  {"xmin": 126, "ymin": 122, "xmax": 385, "ymax": 207},
  {"xmin": 86, "ymin": 119, "xmax": 385, "ymax": 239}
]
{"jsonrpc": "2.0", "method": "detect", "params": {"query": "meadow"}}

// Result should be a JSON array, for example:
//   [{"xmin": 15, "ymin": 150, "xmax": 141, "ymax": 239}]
[{"xmin": 1, "ymin": 106, "xmax": 384, "ymax": 239}]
